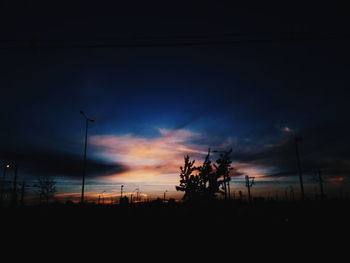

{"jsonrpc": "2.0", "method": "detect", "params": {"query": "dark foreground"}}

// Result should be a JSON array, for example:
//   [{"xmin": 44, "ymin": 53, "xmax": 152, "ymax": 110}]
[
  {"xmin": 1, "ymin": 200, "xmax": 349, "ymax": 249},
  {"xmin": 2, "ymin": 200, "xmax": 349, "ymax": 228}
]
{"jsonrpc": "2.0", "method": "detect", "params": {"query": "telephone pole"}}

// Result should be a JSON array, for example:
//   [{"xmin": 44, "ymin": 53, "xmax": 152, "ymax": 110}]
[{"xmin": 317, "ymin": 168, "xmax": 325, "ymax": 200}]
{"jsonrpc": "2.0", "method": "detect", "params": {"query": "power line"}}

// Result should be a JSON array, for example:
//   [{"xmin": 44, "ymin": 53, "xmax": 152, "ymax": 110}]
[
  {"xmin": 0, "ymin": 31, "xmax": 337, "ymax": 43},
  {"xmin": 0, "ymin": 32, "xmax": 349, "ymax": 49}
]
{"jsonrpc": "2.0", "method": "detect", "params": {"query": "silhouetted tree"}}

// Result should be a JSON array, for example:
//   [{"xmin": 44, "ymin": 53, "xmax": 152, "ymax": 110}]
[
  {"xmin": 35, "ymin": 176, "xmax": 57, "ymax": 204},
  {"xmin": 197, "ymin": 149, "xmax": 218, "ymax": 200},
  {"xmin": 175, "ymin": 155, "xmax": 199, "ymax": 201},
  {"xmin": 214, "ymin": 149, "xmax": 233, "ymax": 199},
  {"xmin": 176, "ymin": 149, "xmax": 234, "ymax": 202}
]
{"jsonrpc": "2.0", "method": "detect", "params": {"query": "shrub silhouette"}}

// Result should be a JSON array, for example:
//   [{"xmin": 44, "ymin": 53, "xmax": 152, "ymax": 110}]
[
  {"xmin": 214, "ymin": 149, "xmax": 233, "ymax": 199},
  {"xmin": 176, "ymin": 149, "xmax": 233, "ymax": 202},
  {"xmin": 34, "ymin": 176, "xmax": 57, "ymax": 204},
  {"xmin": 176, "ymin": 155, "xmax": 198, "ymax": 201}
]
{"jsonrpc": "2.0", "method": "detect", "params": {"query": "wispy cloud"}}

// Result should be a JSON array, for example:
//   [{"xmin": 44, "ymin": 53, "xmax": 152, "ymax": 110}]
[
  {"xmin": 90, "ymin": 128, "xmax": 208, "ymax": 184},
  {"xmin": 0, "ymin": 146, "xmax": 127, "ymax": 178}
]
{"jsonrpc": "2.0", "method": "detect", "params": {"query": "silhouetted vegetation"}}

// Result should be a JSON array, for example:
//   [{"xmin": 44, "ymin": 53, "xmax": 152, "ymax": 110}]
[
  {"xmin": 34, "ymin": 176, "xmax": 57, "ymax": 204},
  {"xmin": 176, "ymin": 149, "xmax": 233, "ymax": 202},
  {"xmin": 119, "ymin": 196, "xmax": 129, "ymax": 205}
]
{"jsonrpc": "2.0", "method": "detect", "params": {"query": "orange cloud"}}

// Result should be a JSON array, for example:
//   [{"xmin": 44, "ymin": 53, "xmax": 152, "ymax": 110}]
[{"xmin": 90, "ymin": 129, "xmax": 207, "ymax": 184}]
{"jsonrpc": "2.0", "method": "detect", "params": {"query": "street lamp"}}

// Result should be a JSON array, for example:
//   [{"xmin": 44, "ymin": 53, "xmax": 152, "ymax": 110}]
[
  {"xmin": 2, "ymin": 164, "xmax": 10, "ymax": 181},
  {"xmin": 294, "ymin": 136, "xmax": 304, "ymax": 201},
  {"xmin": 2, "ymin": 163, "xmax": 19, "ymax": 205},
  {"xmin": 101, "ymin": 190, "xmax": 106, "ymax": 204},
  {"xmin": 80, "ymin": 110, "xmax": 95, "ymax": 204},
  {"xmin": 163, "ymin": 190, "xmax": 168, "ymax": 203},
  {"xmin": 2, "ymin": 164, "xmax": 11, "ymax": 181},
  {"xmin": 120, "ymin": 185, "xmax": 124, "ymax": 199},
  {"xmin": 13, "ymin": 164, "xmax": 18, "ymax": 199},
  {"xmin": 0, "ymin": 164, "xmax": 11, "ymax": 204},
  {"xmin": 135, "ymin": 188, "xmax": 140, "ymax": 201}
]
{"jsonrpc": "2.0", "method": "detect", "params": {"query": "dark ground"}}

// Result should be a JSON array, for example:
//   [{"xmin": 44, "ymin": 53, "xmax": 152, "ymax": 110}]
[
  {"xmin": 2, "ymin": 201, "xmax": 347, "ymax": 258},
  {"xmin": 1, "ymin": 200, "xmax": 349, "ymax": 239}
]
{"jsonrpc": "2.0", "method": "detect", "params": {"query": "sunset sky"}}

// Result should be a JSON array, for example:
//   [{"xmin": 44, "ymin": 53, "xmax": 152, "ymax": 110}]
[{"xmin": 1, "ymin": 2, "xmax": 349, "ymax": 202}]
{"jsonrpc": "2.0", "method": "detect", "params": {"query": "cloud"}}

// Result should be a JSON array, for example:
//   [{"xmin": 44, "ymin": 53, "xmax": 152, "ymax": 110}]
[
  {"xmin": 91, "ymin": 129, "xmax": 207, "ymax": 163},
  {"xmin": 0, "ymin": 146, "xmax": 127, "ymax": 178},
  {"xmin": 90, "ymin": 128, "xmax": 208, "ymax": 183},
  {"xmin": 228, "ymin": 121, "xmax": 350, "ymax": 179}
]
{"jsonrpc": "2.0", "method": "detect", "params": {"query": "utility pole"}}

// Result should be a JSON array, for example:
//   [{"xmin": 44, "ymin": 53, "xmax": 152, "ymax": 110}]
[
  {"xmin": 223, "ymin": 175, "xmax": 228, "ymax": 200},
  {"xmin": 135, "ymin": 188, "xmax": 140, "ymax": 201},
  {"xmin": 1, "ymin": 164, "xmax": 10, "ymax": 204},
  {"xmin": 317, "ymin": 168, "xmax": 325, "ymax": 200},
  {"xmin": 120, "ymin": 185, "xmax": 124, "ymax": 199},
  {"xmin": 290, "ymin": 186, "xmax": 295, "ymax": 201},
  {"xmin": 20, "ymin": 181, "xmax": 26, "ymax": 206},
  {"xmin": 295, "ymin": 136, "xmax": 305, "ymax": 201},
  {"xmin": 227, "ymin": 176, "xmax": 231, "ymax": 200},
  {"xmin": 2, "ymin": 164, "xmax": 7, "ymax": 180},
  {"xmin": 101, "ymin": 190, "xmax": 106, "ymax": 204},
  {"xmin": 163, "ymin": 190, "xmax": 168, "ymax": 203},
  {"xmin": 12, "ymin": 165, "xmax": 18, "ymax": 206},
  {"xmin": 80, "ymin": 110, "xmax": 95, "ymax": 204},
  {"xmin": 245, "ymin": 175, "xmax": 255, "ymax": 203}
]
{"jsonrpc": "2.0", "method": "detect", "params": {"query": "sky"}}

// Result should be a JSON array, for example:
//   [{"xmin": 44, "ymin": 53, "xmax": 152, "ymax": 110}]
[{"xmin": 1, "ymin": 1, "xmax": 350, "ymax": 202}]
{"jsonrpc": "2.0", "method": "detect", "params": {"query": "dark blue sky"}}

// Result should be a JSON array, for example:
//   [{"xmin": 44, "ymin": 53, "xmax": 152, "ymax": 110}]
[{"xmin": 1, "ymin": 1, "xmax": 349, "ymax": 200}]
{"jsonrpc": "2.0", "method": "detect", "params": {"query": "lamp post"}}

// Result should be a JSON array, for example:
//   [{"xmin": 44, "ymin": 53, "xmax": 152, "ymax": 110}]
[
  {"xmin": 80, "ymin": 110, "xmax": 95, "ymax": 204},
  {"xmin": 163, "ymin": 190, "xmax": 168, "ymax": 203},
  {"xmin": 316, "ymin": 168, "xmax": 325, "ymax": 200},
  {"xmin": 0, "ymin": 164, "xmax": 11, "ymax": 204},
  {"xmin": 294, "ymin": 136, "xmax": 304, "ymax": 201},
  {"xmin": 13, "ymin": 164, "xmax": 18, "ymax": 197},
  {"xmin": 101, "ymin": 190, "xmax": 106, "ymax": 204},
  {"xmin": 2, "ymin": 164, "xmax": 10, "ymax": 180},
  {"xmin": 6, "ymin": 163, "xmax": 19, "ymax": 206},
  {"xmin": 120, "ymin": 185, "xmax": 124, "ymax": 199},
  {"xmin": 135, "ymin": 188, "xmax": 140, "ymax": 201}
]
